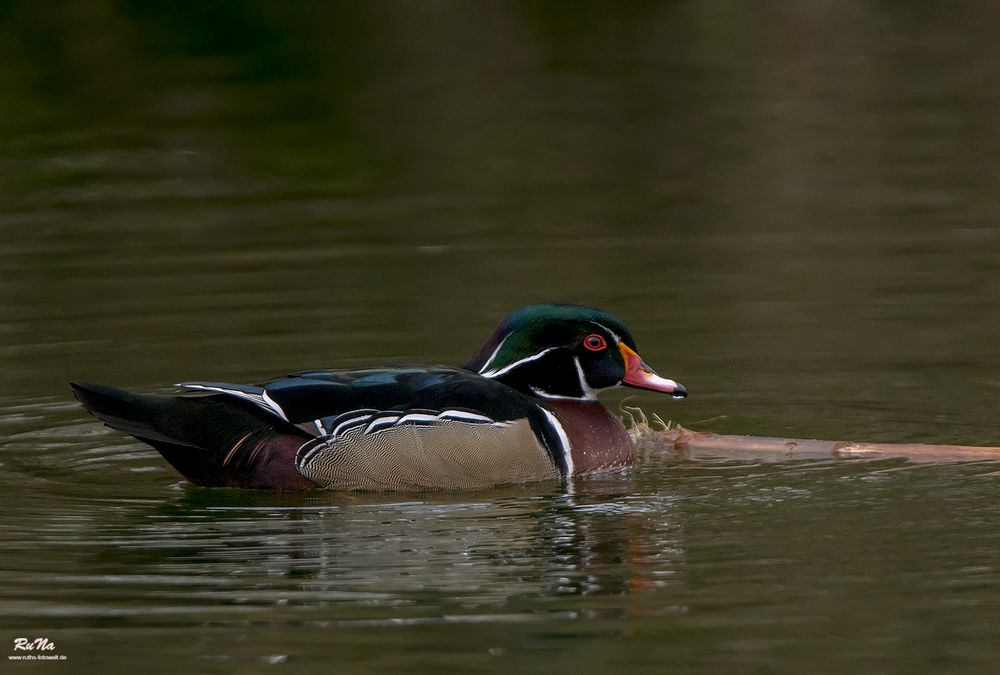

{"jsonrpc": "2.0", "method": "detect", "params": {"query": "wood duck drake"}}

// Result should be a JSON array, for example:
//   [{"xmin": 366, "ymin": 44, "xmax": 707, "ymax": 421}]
[{"xmin": 72, "ymin": 304, "xmax": 686, "ymax": 491}]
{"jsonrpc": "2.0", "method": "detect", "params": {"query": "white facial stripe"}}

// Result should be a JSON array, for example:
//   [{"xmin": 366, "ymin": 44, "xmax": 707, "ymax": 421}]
[
  {"xmin": 480, "ymin": 347, "xmax": 557, "ymax": 378},
  {"xmin": 523, "ymin": 358, "xmax": 599, "ymax": 402},
  {"xmin": 587, "ymin": 321, "xmax": 622, "ymax": 345},
  {"xmin": 530, "ymin": 386, "xmax": 578, "ymax": 400},
  {"xmin": 477, "ymin": 335, "xmax": 509, "ymax": 374},
  {"xmin": 538, "ymin": 406, "xmax": 574, "ymax": 476},
  {"xmin": 573, "ymin": 357, "xmax": 599, "ymax": 401}
]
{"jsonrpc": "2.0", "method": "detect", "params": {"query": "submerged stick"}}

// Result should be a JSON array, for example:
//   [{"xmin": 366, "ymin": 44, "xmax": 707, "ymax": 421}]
[{"xmin": 637, "ymin": 426, "xmax": 1000, "ymax": 463}]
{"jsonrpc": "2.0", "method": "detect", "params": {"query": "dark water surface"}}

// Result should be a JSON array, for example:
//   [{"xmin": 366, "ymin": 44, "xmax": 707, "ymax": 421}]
[{"xmin": 3, "ymin": 2, "xmax": 1000, "ymax": 672}]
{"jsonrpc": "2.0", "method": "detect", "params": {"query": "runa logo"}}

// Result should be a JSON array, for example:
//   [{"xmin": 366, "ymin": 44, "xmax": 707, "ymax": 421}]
[{"xmin": 12, "ymin": 638, "xmax": 54, "ymax": 652}]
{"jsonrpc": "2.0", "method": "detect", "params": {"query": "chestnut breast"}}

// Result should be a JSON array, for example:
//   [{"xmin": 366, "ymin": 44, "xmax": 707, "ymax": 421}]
[{"xmin": 542, "ymin": 400, "xmax": 635, "ymax": 474}]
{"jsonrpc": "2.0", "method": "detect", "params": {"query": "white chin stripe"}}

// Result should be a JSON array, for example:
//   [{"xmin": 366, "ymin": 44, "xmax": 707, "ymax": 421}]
[
  {"xmin": 573, "ymin": 357, "xmax": 599, "ymax": 400},
  {"xmin": 530, "ymin": 387, "xmax": 589, "ymax": 401}
]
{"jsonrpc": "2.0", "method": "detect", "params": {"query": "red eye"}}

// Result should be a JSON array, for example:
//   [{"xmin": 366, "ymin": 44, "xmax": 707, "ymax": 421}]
[{"xmin": 583, "ymin": 334, "xmax": 607, "ymax": 352}]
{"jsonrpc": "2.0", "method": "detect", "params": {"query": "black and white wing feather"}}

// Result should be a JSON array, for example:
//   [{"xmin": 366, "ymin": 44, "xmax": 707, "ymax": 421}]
[
  {"xmin": 177, "ymin": 368, "xmax": 568, "ymax": 489},
  {"xmin": 294, "ymin": 407, "xmax": 558, "ymax": 490}
]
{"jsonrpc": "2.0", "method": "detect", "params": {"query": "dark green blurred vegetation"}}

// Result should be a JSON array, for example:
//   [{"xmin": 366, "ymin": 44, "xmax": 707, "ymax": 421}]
[
  {"xmin": 2, "ymin": 1, "xmax": 1000, "ymax": 442},
  {"xmin": 5, "ymin": 1, "xmax": 998, "ymax": 216}
]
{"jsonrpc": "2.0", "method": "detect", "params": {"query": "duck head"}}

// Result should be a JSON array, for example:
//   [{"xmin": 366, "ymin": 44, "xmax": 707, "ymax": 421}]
[{"xmin": 465, "ymin": 304, "xmax": 687, "ymax": 401}]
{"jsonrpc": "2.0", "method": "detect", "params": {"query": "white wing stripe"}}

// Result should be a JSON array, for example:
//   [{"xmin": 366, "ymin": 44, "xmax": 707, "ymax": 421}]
[
  {"xmin": 261, "ymin": 390, "xmax": 290, "ymax": 421},
  {"xmin": 298, "ymin": 439, "xmax": 327, "ymax": 466},
  {"xmin": 181, "ymin": 384, "xmax": 264, "ymax": 407},
  {"xmin": 317, "ymin": 408, "xmax": 506, "ymax": 439},
  {"xmin": 179, "ymin": 383, "xmax": 291, "ymax": 422},
  {"xmin": 397, "ymin": 413, "xmax": 439, "ymax": 424},
  {"xmin": 333, "ymin": 414, "xmax": 374, "ymax": 438},
  {"xmin": 180, "ymin": 384, "xmax": 510, "ymax": 438},
  {"xmin": 437, "ymin": 410, "xmax": 493, "ymax": 423},
  {"xmin": 365, "ymin": 415, "xmax": 401, "ymax": 434}
]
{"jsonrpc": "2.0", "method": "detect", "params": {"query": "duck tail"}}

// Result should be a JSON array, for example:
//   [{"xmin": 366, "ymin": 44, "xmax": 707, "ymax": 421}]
[{"xmin": 70, "ymin": 383, "xmax": 314, "ymax": 489}]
